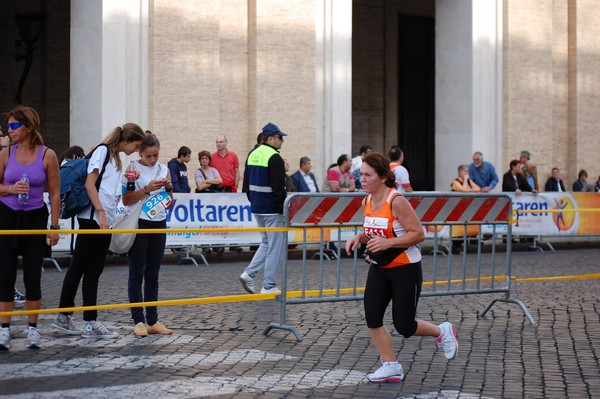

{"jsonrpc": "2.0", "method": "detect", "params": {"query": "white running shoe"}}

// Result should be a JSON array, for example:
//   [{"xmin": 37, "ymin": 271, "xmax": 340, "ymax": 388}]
[
  {"xmin": 239, "ymin": 272, "xmax": 256, "ymax": 294},
  {"xmin": 367, "ymin": 361, "xmax": 405, "ymax": 383},
  {"xmin": 0, "ymin": 327, "xmax": 11, "ymax": 350},
  {"xmin": 436, "ymin": 321, "xmax": 459, "ymax": 360},
  {"xmin": 25, "ymin": 326, "xmax": 41, "ymax": 349},
  {"xmin": 260, "ymin": 286, "xmax": 281, "ymax": 294}
]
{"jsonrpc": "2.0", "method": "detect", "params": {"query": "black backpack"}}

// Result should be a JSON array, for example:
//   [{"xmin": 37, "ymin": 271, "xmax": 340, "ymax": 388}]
[{"xmin": 59, "ymin": 144, "xmax": 110, "ymax": 219}]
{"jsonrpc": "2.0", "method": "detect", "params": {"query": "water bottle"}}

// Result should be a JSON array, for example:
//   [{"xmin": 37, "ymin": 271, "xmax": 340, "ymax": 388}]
[
  {"xmin": 125, "ymin": 161, "xmax": 137, "ymax": 191},
  {"xmin": 18, "ymin": 173, "xmax": 29, "ymax": 204}
]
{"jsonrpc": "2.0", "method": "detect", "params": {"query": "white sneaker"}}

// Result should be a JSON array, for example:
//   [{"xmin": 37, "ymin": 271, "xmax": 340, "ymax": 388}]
[
  {"xmin": 367, "ymin": 361, "xmax": 404, "ymax": 383},
  {"xmin": 260, "ymin": 286, "xmax": 281, "ymax": 294},
  {"xmin": 0, "ymin": 327, "xmax": 11, "ymax": 350},
  {"xmin": 436, "ymin": 321, "xmax": 459, "ymax": 360},
  {"xmin": 25, "ymin": 326, "xmax": 41, "ymax": 349},
  {"xmin": 239, "ymin": 272, "xmax": 256, "ymax": 294},
  {"xmin": 82, "ymin": 320, "xmax": 119, "ymax": 339}
]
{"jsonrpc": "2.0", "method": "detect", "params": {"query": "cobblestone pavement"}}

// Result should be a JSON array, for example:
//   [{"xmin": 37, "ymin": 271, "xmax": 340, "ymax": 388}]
[{"xmin": 0, "ymin": 247, "xmax": 599, "ymax": 398}]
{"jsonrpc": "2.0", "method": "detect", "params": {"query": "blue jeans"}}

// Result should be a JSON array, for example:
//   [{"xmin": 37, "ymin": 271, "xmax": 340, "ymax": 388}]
[
  {"xmin": 127, "ymin": 219, "xmax": 167, "ymax": 325},
  {"xmin": 244, "ymin": 214, "xmax": 285, "ymax": 290}
]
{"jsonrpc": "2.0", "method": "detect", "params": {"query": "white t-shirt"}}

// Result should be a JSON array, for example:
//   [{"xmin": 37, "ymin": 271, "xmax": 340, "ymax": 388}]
[
  {"xmin": 78, "ymin": 145, "xmax": 121, "ymax": 227},
  {"xmin": 392, "ymin": 164, "xmax": 411, "ymax": 194},
  {"xmin": 134, "ymin": 160, "xmax": 169, "ymax": 221}
]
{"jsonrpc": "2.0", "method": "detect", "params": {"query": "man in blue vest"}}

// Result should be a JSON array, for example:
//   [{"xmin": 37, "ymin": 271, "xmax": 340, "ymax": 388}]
[{"xmin": 239, "ymin": 122, "xmax": 287, "ymax": 294}]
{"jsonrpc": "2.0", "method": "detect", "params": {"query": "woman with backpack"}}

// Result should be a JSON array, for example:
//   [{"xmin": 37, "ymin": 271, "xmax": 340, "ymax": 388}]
[
  {"xmin": 52, "ymin": 124, "xmax": 146, "ymax": 339},
  {"xmin": 121, "ymin": 132, "xmax": 174, "ymax": 337},
  {"xmin": 0, "ymin": 106, "xmax": 61, "ymax": 350}
]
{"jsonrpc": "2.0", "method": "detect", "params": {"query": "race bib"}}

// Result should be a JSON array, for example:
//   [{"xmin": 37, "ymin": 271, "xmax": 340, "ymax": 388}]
[
  {"xmin": 363, "ymin": 216, "xmax": 388, "ymax": 238},
  {"xmin": 142, "ymin": 191, "xmax": 172, "ymax": 219}
]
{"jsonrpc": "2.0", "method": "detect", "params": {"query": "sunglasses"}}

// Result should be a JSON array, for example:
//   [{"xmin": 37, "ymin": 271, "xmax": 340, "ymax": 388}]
[{"xmin": 7, "ymin": 122, "xmax": 24, "ymax": 130}]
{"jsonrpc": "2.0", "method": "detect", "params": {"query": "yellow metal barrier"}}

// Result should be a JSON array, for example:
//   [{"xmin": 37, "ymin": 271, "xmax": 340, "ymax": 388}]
[{"xmin": 3, "ymin": 273, "xmax": 599, "ymax": 317}]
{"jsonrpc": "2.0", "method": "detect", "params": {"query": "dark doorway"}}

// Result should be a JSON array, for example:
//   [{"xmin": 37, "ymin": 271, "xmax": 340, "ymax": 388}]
[
  {"xmin": 0, "ymin": 1, "xmax": 70, "ymax": 155},
  {"xmin": 397, "ymin": 15, "xmax": 435, "ymax": 191}
]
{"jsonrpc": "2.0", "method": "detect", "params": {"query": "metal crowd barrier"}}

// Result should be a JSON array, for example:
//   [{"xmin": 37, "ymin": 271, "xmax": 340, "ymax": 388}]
[{"xmin": 263, "ymin": 192, "xmax": 535, "ymax": 342}]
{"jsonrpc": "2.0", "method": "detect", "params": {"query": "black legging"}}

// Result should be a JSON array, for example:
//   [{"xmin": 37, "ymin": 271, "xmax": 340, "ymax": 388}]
[
  {"xmin": 58, "ymin": 218, "xmax": 111, "ymax": 321},
  {"xmin": 0, "ymin": 202, "xmax": 47, "ymax": 302},
  {"xmin": 363, "ymin": 261, "xmax": 423, "ymax": 338}
]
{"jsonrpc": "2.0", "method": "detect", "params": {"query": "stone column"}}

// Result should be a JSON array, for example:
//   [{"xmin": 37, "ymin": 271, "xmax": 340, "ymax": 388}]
[
  {"xmin": 435, "ymin": 0, "xmax": 503, "ymax": 190},
  {"xmin": 71, "ymin": 0, "xmax": 148, "ymax": 149},
  {"xmin": 316, "ymin": 0, "xmax": 352, "ymax": 178}
]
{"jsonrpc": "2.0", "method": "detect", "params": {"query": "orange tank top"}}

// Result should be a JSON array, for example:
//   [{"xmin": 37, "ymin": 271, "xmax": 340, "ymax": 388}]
[{"xmin": 363, "ymin": 188, "xmax": 422, "ymax": 268}]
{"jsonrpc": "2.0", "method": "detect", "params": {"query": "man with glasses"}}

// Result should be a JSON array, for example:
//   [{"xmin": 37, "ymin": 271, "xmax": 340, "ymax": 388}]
[{"xmin": 239, "ymin": 122, "xmax": 287, "ymax": 294}]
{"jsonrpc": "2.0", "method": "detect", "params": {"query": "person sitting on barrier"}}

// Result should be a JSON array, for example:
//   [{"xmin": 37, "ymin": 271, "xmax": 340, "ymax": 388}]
[
  {"xmin": 194, "ymin": 150, "xmax": 223, "ymax": 193},
  {"xmin": 239, "ymin": 122, "xmax": 288, "ymax": 295},
  {"xmin": 345, "ymin": 152, "xmax": 459, "ymax": 384},
  {"xmin": 52, "ymin": 123, "xmax": 146, "ymax": 340},
  {"xmin": 521, "ymin": 161, "xmax": 539, "ymax": 194},
  {"xmin": 468, "ymin": 151, "xmax": 499, "ymax": 193},
  {"xmin": 284, "ymin": 158, "xmax": 296, "ymax": 192},
  {"xmin": 122, "ymin": 132, "xmax": 174, "ymax": 337},
  {"xmin": 451, "ymin": 164, "xmax": 481, "ymax": 192},
  {"xmin": 502, "ymin": 159, "xmax": 533, "ymax": 195},
  {"xmin": 544, "ymin": 167, "xmax": 566, "ymax": 192},
  {"xmin": 572, "ymin": 169, "xmax": 591, "ymax": 192},
  {"xmin": 290, "ymin": 156, "xmax": 319, "ymax": 193},
  {"xmin": 595, "ymin": 175, "xmax": 600, "ymax": 192},
  {"xmin": 322, "ymin": 154, "xmax": 356, "ymax": 192},
  {"xmin": 0, "ymin": 106, "xmax": 61, "ymax": 350}
]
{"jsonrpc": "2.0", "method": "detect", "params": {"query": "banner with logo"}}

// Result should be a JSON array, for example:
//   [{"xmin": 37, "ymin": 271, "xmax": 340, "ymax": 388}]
[
  {"xmin": 507, "ymin": 192, "xmax": 600, "ymax": 236},
  {"xmin": 47, "ymin": 192, "xmax": 600, "ymax": 252}
]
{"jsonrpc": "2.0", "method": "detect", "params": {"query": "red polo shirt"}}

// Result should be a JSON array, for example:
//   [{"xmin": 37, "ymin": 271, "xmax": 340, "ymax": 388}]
[{"xmin": 211, "ymin": 150, "xmax": 239, "ymax": 190}]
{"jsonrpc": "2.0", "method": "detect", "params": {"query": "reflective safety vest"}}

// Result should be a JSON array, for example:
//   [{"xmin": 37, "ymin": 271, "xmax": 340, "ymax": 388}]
[{"xmin": 246, "ymin": 144, "xmax": 280, "ymax": 214}]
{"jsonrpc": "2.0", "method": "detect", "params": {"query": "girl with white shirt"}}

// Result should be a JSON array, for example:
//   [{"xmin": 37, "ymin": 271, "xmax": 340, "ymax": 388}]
[
  {"xmin": 122, "ymin": 132, "xmax": 174, "ymax": 337},
  {"xmin": 53, "ymin": 123, "xmax": 146, "ymax": 339}
]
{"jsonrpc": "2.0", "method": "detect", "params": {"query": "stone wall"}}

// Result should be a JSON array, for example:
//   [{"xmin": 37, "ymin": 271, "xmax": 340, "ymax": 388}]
[{"xmin": 149, "ymin": 0, "xmax": 316, "ymax": 187}]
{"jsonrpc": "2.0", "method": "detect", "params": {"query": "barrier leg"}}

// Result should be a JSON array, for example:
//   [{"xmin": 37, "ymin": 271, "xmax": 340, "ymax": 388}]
[
  {"xmin": 479, "ymin": 293, "xmax": 536, "ymax": 326},
  {"xmin": 43, "ymin": 257, "xmax": 62, "ymax": 272},
  {"xmin": 263, "ymin": 322, "xmax": 303, "ymax": 342}
]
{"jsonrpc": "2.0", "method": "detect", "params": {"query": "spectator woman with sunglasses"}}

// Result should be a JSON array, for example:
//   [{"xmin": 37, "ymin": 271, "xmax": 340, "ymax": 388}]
[{"xmin": 0, "ymin": 106, "xmax": 61, "ymax": 350}]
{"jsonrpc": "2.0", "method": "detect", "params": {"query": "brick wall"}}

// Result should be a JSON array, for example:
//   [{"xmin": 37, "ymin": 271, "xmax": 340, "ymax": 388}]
[{"xmin": 149, "ymin": 0, "xmax": 316, "ymax": 188}]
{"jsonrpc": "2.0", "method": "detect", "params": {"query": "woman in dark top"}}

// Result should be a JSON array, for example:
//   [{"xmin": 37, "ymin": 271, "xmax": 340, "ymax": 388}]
[{"xmin": 502, "ymin": 160, "xmax": 532, "ymax": 194}]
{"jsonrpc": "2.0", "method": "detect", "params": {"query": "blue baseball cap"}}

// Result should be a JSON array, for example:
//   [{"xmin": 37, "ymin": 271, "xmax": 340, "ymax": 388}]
[{"xmin": 262, "ymin": 122, "xmax": 287, "ymax": 136}]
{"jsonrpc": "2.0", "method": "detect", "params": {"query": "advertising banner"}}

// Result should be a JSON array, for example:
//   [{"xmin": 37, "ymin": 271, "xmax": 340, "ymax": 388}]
[{"xmin": 46, "ymin": 192, "xmax": 600, "ymax": 253}]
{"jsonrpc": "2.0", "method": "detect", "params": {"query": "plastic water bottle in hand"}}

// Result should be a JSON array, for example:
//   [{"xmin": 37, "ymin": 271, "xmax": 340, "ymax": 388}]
[
  {"xmin": 125, "ymin": 161, "xmax": 138, "ymax": 191},
  {"xmin": 18, "ymin": 173, "xmax": 29, "ymax": 204}
]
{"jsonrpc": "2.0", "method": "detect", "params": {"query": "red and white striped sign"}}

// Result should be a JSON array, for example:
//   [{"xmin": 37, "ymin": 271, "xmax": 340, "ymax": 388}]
[
  {"xmin": 288, "ymin": 195, "xmax": 365, "ymax": 225},
  {"xmin": 407, "ymin": 195, "xmax": 511, "ymax": 223},
  {"xmin": 287, "ymin": 193, "xmax": 511, "ymax": 225}
]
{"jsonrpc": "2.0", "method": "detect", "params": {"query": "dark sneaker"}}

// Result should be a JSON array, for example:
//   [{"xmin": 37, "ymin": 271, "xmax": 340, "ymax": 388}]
[{"xmin": 14, "ymin": 289, "xmax": 25, "ymax": 308}]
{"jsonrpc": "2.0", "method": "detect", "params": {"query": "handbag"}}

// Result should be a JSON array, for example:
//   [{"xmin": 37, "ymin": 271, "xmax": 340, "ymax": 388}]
[
  {"xmin": 196, "ymin": 169, "xmax": 224, "ymax": 193},
  {"xmin": 108, "ymin": 202, "xmax": 143, "ymax": 254},
  {"xmin": 109, "ymin": 165, "xmax": 162, "ymax": 254}
]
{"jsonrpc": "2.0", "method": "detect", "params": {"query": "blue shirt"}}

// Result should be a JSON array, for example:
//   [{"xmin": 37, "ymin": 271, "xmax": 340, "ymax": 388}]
[{"xmin": 468, "ymin": 161, "xmax": 499, "ymax": 190}]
